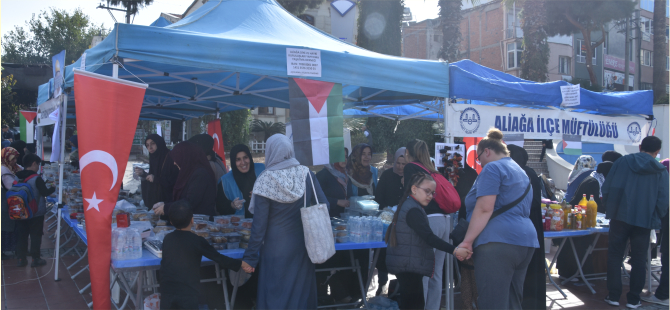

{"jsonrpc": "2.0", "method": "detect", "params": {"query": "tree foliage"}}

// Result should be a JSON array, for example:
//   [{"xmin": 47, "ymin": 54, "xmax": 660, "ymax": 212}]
[
  {"xmin": 652, "ymin": 0, "xmax": 667, "ymax": 103},
  {"xmin": 221, "ymin": 109, "xmax": 252, "ymax": 148},
  {"xmin": 277, "ymin": 0, "xmax": 325, "ymax": 15},
  {"xmin": 251, "ymin": 120, "xmax": 286, "ymax": 142},
  {"xmin": 367, "ymin": 118, "xmax": 441, "ymax": 157},
  {"xmin": 544, "ymin": 0, "xmax": 635, "ymax": 86},
  {"xmin": 2, "ymin": 8, "xmax": 109, "ymax": 64},
  {"xmin": 520, "ymin": 0, "xmax": 549, "ymax": 82},
  {"xmin": 1, "ymin": 73, "xmax": 24, "ymax": 127},
  {"xmin": 357, "ymin": 0, "xmax": 404, "ymax": 56},
  {"xmin": 107, "ymin": 0, "xmax": 154, "ymax": 21},
  {"xmin": 438, "ymin": 0, "xmax": 463, "ymax": 62}
]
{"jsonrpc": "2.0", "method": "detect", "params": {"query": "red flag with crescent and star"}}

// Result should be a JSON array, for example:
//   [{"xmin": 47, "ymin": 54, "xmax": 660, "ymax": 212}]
[
  {"xmin": 207, "ymin": 119, "xmax": 227, "ymax": 171},
  {"xmin": 74, "ymin": 69, "xmax": 147, "ymax": 310}
]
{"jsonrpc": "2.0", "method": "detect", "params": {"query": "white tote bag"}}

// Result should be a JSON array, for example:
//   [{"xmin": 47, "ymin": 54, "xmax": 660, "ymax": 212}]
[{"xmin": 301, "ymin": 172, "xmax": 336, "ymax": 264}]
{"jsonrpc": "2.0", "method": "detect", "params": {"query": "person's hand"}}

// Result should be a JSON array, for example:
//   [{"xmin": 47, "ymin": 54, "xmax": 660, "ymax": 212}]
[
  {"xmin": 152, "ymin": 202, "xmax": 165, "ymax": 216},
  {"xmin": 146, "ymin": 174, "xmax": 154, "ymax": 182},
  {"xmin": 232, "ymin": 198, "xmax": 244, "ymax": 210},
  {"xmin": 134, "ymin": 167, "xmax": 144, "ymax": 177},
  {"xmin": 457, "ymin": 242, "xmax": 474, "ymax": 260},
  {"xmin": 337, "ymin": 199, "xmax": 350, "ymax": 208},
  {"xmin": 453, "ymin": 247, "xmax": 472, "ymax": 261},
  {"xmin": 241, "ymin": 261, "xmax": 254, "ymax": 273}
]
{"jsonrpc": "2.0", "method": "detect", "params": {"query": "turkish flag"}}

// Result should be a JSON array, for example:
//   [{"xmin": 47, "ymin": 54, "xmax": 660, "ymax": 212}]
[
  {"xmin": 207, "ymin": 119, "xmax": 227, "ymax": 171},
  {"xmin": 463, "ymin": 137, "xmax": 483, "ymax": 174},
  {"xmin": 74, "ymin": 69, "xmax": 147, "ymax": 310}
]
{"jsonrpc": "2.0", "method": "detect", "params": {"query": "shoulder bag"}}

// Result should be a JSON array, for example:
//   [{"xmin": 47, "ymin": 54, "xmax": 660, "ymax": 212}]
[{"xmin": 301, "ymin": 172, "xmax": 336, "ymax": 264}]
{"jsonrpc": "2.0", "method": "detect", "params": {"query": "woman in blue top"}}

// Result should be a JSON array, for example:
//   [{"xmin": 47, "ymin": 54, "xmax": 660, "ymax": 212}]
[
  {"xmin": 220, "ymin": 144, "xmax": 265, "ymax": 217},
  {"xmin": 458, "ymin": 128, "xmax": 539, "ymax": 310}
]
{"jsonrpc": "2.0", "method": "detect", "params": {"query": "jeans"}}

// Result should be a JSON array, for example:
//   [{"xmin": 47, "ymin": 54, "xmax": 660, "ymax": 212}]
[
  {"xmin": 607, "ymin": 219, "xmax": 651, "ymax": 305},
  {"xmin": 422, "ymin": 214, "xmax": 450, "ymax": 310},
  {"xmin": 473, "ymin": 242, "xmax": 535, "ymax": 310},
  {"xmin": 15, "ymin": 215, "xmax": 44, "ymax": 260},
  {"xmin": 397, "ymin": 272, "xmax": 425, "ymax": 310}
]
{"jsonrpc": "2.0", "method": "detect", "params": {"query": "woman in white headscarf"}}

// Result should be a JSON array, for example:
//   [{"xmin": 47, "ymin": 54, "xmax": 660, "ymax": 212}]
[
  {"xmin": 566, "ymin": 155, "xmax": 597, "ymax": 202},
  {"xmin": 242, "ymin": 134, "xmax": 328, "ymax": 310}
]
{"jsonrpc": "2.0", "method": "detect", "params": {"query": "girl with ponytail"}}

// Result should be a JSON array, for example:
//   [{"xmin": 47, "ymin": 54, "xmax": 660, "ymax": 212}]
[{"xmin": 385, "ymin": 173, "xmax": 469, "ymax": 310}]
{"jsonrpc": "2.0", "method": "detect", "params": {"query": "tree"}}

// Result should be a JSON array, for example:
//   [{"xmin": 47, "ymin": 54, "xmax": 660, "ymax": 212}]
[
  {"xmin": 1, "ymin": 72, "xmax": 25, "ymax": 127},
  {"xmin": 652, "ymin": 0, "xmax": 667, "ymax": 103},
  {"xmin": 544, "ymin": 1, "xmax": 635, "ymax": 86},
  {"xmin": 277, "ymin": 0, "xmax": 325, "ymax": 15},
  {"xmin": 367, "ymin": 118, "xmax": 441, "ymax": 158},
  {"xmin": 519, "ymin": 0, "xmax": 549, "ymax": 82},
  {"xmin": 2, "ymin": 8, "xmax": 109, "ymax": 64},
  {"xmin": 438, "ymin": 0, "xmax": 463, "ymax": 62},
  {"xmin": 357, "ymin": 0, "xmax": 404, "ymax": 56},
  {"xmin": 106, "ymin": 0, "xmax": 154, "ymax": 24},
  {"xmin": 221, "ymin": 109, "xmax": 252, "ymax": 148},
  {"xmin": 251, "ymin": 120, "xmax": 286, "ymax": 142}
]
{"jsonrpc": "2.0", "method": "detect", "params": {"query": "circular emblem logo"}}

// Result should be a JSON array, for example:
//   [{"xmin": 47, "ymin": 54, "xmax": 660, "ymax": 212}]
[
  {"xmin": 460, "ymin": 107, "xmax": 481, "ymax": 134},
  {"xmin": 627, "ymin": 122, "xmax": 642, "ymax": 143}
]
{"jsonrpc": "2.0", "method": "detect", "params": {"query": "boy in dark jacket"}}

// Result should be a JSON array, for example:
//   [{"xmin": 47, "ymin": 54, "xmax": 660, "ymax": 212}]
[
  {"xmin": 602, "ymin": 136, "xmax": 669, "ymax": 308},
  {"xmin": 159, "ymin": 200, "xmax": 249, "ymax": 309},
  {"xmin": 15, "ymin": 154, "xmax": 55, "ymax": 267}
]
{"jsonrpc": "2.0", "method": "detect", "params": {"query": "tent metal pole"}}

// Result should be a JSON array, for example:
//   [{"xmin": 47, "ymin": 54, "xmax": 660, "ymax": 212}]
[
  {"xmin": 54, "ymin": 93, "xmax": 68, "ymax": 281},
  {"xmin": 113, "ymin": 63, "xmax": 119, "ymax": 78},
  {"xmin": 444, "ymin": 100, "xmax": 451, "ymax": 143}
]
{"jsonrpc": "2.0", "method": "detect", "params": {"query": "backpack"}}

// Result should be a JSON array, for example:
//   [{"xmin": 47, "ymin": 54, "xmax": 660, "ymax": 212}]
[
  {"xmin": 6, "ymin": 174, "xmax": 39, "ymax": 220},
  {"xmin": 409, "ymin": 162, "xmax": 461, "ymax": 214}
]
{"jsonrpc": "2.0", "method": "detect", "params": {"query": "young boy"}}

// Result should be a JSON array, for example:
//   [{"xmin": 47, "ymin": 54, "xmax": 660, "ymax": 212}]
[
  {"xmin": 15, "ymin": 153, "xmax": 55, "ymax": 267},
  {"xmin": 160, "ymin": 200, "xmax": 249, "ymax": 309}
]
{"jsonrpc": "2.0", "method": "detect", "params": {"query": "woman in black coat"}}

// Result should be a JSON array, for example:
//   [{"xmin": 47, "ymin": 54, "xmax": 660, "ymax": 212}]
[
  {"xmin": 508, "ymin": 144, "xmax": 546, "ymax": 310},
  {"xmin": 316, "ymin": 148, "xmax": 349, "ymax": 218},
  {"xmin": 152, "ymin": 142, "xmax": 217, "ymax": 220}
]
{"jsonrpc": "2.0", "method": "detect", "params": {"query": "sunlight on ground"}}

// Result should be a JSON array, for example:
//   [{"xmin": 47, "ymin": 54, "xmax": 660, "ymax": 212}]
[{"xmin": 546, "ymin": 287, "xmax": 586, "ymax": 309}]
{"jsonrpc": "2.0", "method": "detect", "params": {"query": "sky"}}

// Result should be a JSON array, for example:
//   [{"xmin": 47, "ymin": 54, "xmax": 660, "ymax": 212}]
[{"xmin": 1, "ymin": 0, "xmax": 442, "ymax": 39}]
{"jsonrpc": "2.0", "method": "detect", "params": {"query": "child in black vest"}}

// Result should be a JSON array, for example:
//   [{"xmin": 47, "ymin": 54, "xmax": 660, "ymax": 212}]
[
  {"xmin": 385, "ymin": 173, "xmax": 470, "ymax": 310},
  {"xmin": 159, "ymin": 200, "xmax": 251, "ymax": 309}
]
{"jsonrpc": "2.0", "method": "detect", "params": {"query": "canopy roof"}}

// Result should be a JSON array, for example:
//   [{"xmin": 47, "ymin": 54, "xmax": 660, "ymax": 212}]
[
  {"xmin": 39, "ymin": 0, "xmax": 449, "ymax": 121},
  {"xmin": 449, "ymin": 60, "xmax": 653, "ymax": 116},
  {"xmin": 149, "ymin": 16, "xmax": 172, "ymax": 27}
]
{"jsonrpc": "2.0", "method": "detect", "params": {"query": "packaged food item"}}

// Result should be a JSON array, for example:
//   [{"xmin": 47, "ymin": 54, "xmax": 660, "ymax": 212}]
[
  {"xmin": 240, "ymin": 219, "xmax": 253, "ymax": 228},
  {"xmin": 206, "ymin": 222, "xmax": 219, "ymax": 232},
  {"xmin": 117, "ymin": 212, "xmax": 130, "ymax": 228},
  {"xmin": 213, "ymin": 216, "xmax": 232, "ymax": 225},
  {"xmin": 213, "ymin": 243, "xmax": 227, "ymax": 250},
  {"xmin": 238, "ymin": 229, "xmax": 251, "ymax": 236},
  {"xmin": 241, "ymin": 234, "xmax": 250, "ymax": 242},
  {"xmin": 154, "ymin": 226, "xmax": 174, "ymax": 233},
  {"xmin": 239, "ymin": 242, "xmax": 249, "ymax": 249},
  {"xmin": 333, "ymin": 230, "xmax": 348, "ymax": 237},
  {"xmin": 219, "ymin": 226, "xmax": 235, "ymax": 233},
  {"xmin": 210, "ymin": 233, "xmax": 228, "ymax": 244},
  {"xmin": 193, "ymin": 214, "xmax": 210, "ymax": 221},
  {"xmin": 227, "ymin": 242, "xmax": 240, "ymax": 249},
  {"xmin": 194, "ymin": 221, "xmax": 208, "ymax": 230},
  {"xmin": 193, "ymin": 230, "xmax": 209, "ymax": 238},
  {"xmin": 223, "ymin": 232, "xmax": 242, "ymax": 243},
  {"xmin": 131, "ymin": 211, "xmax": 149, "ymax": 221},
  {"xmin": 544, "ymin": 206, "xmax": 553, "ymax": 231},
  {"xmin": 332, "ymin": 222, "xmax": 348, "ymax": 231},
  {"xmin": 156, "ymin": 220, "xmax": 167, "ymax": 226},
  {"xmin": 335, "ymin": 236, "xmax": 349, "ymax": 243},
  {"xmin": 549, "ymin": 204, "xmax": 563, "ymax": 231},
  {"xmin": 575, "ymin": 211, "xmax": 583, "ymax": 230},
  {"xmin": 230, "ymin": 215, "xmax": 242, "ymax": 223}
]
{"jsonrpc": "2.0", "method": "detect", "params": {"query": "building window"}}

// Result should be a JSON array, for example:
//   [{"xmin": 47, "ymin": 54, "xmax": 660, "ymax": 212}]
[
  {"xmin": 641, "ymin": 17, "xmax": 653, "ymax": 41},
  {"xmin": 603, "ymin": 33, "xmax": 608, "ymax": 55},
  {"xmin": 576, "ymin": 39, "xmax": 596, "ymax": 63},
  {"xmin": 641, "ymin": 49, "xmax": 653, "ymax": 67},
  {"xmin": 506, "ymin": 7, "xmax": 523, "ymax": 39},
  {"xmin": 559, "ymin": 56, "xmax": 571, "ymax": 74},
  {"xmin": 507, "ymin": 42, "xmax": 523, "ymax": 69},
  {"xmin": 258, "ymin": 107, "xmax": 275, "ymax": 115},
  {"xmin": 641, "ymin": 82, "xmax": 653, "ymax": 90},
  {"xmin": 299, "ymin": 14, "xmax": 315, "ymax": 26}
]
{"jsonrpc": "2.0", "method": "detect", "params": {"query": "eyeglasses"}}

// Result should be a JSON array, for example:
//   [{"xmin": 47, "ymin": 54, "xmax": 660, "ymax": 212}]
[
  {"xmin": 477, "ymin": 148, "xmax": 486, "ymax": 160},
  {"xmin": 417, "ymin": 187, "xmax": 435, "ymax": 197}
]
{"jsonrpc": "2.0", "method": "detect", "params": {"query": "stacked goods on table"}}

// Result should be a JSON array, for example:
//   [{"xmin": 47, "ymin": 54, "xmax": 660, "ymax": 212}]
[{"xmin": 541, "ymin": 195, "xmax": 602, "ymax": 231}]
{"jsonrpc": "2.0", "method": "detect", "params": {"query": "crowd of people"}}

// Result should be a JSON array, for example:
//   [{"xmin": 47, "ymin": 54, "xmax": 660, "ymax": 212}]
[{"xmin": 1, "ymin": 125, "xmax": 668, "ymax": 310}]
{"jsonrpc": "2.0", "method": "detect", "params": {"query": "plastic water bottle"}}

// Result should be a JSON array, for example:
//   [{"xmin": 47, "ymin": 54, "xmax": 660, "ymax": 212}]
[
  {"xmin": 362, "ymin": 217, "xmax": 371, "ymax": 243},
  {"xmin": 130, "ymin": 228, "xmax": 141, "ymax": 259},
  {"xmin": 351, "ymin": 217, "xmax": 361, "ymax": 243},
  {"xmin": 374, "ymin": 218, "xmax": 383, "ymax": 242}
]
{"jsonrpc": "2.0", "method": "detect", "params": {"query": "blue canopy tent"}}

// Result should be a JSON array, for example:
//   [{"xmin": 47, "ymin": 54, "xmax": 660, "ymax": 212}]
[
  {"xmin": 149, "ymin": 16, "xmax": 172, "ymax": 27},
  {"xmin": 37, "ymin": 0, "xmax": 449, "ymax": 121}
]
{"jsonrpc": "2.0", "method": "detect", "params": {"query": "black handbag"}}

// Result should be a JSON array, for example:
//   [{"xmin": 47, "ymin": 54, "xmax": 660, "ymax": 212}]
[{"xmin": 450, "ymin": 183, "xmax": 531, "ymax": 246}]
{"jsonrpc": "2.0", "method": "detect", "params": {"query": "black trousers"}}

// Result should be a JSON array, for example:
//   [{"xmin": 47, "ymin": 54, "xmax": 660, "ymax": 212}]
[
  {"xmin": 160, "ymin": 294, "xmax": 198, "ymax": 310},
  {"xmin": 607, "ymin": 219, "xmax": 651, "ymax": 305},
  {"xmin": 15, "ymin": 215, "xmax": 44, "ymax": 260},
  {"xmin": 655, "ymin": 214, "xmax": 669, "ymax": 300},
  {"xmin": 396, "ymin": 272, "xmax": 425, "ymax": 310}
]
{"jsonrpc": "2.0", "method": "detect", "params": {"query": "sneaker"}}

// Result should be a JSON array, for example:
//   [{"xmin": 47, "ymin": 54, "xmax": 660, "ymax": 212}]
[
  {"xmin": 641, "ymin": 295, "xmax": 669, "ymax": 306},
  {"xmin": 604, "ymin": 296, "xmax": 620, "ymax": 306},
  {"xmin": 16, "ymin": 259, "xmax": 27, "ymax": 267},
  {"xmin": 30, "ymin": 258, "xmax": 46, "ymax": 267},
  {"xmin": 626, "ymin": 301, "xmax": 642, "ymax": 309}
]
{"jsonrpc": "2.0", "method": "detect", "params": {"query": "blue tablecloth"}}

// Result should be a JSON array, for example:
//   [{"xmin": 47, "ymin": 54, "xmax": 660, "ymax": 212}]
[{"xmin": 544, "ymin": 227, "xmax": 609, "ymax": 238}]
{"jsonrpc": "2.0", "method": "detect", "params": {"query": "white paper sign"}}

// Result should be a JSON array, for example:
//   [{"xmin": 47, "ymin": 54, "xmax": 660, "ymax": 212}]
[
  {"xmin": 560, "ymin": 84, "xmax": 580, "ymax": 107},
  {"xmin": 37, "ymin": 97, "xmax": 60, "ymax": 126},
  {"xmin": 286, "ymin": 48, "xmax": 322, "ymax": 77},
  {"xmin": 446, "ymin": 103, "xmax": 650, "ymax": 145},
  {"xmin": 435, "ymin": 143, "xmax": 465, "ymax": 168},
  {"xmin": 156, "ymin": 123, "xmax": 162, "ymax": 137}
]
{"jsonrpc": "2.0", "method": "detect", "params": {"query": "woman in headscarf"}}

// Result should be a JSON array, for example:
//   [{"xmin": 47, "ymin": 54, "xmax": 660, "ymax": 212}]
[
  {"xmin": 569, "ymin": 161, "xmax": 614, "ymax": 210},
  {"xmin": 2, "ymin": 147, "xmax": 22, "ymax": 258},
  {"xmin": 220, "ymin": 144, "xmax": 266, "ymax": 217},
  {"xmin": 565, "ymin": 155, "xmax": 597, "ymax": 202},
  {"xmin": 135, "ymin": 134, "xmax": 171, "ymax": 209},
  {"xmin": 346, "ymin": 143, "xmax": 378, "ymax": 198},
  {"xmin": 316, "ymin": 147, "xmax": 350, "ymax": 218},
  {"xmin": 152, "ymin": 141, "xmax": 217, "ymax": 220},
  {"xmin": 242, "ymin": 134, "xmax": 328, "ymax": 310},
  {"xmin": 9, "ymin": 140, "xmax": 27, "ymax": 167},
  {"xmin": 508, "ymin": 144, "xmax": 546, "ymax": 310},
  {"xmin": 188, "ymin": 134, "xmax": 228, "ymax": 215},
  {"xmin": 375, "ymin": 147, "xmax": 406, "ymax": 210}
]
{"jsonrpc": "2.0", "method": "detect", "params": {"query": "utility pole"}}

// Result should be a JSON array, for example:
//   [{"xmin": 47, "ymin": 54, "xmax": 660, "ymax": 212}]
[
  {"xmin": 624, "ymin": 17, "xmax": 630, "ymax": 90},
  {"xmin": 96, "ymin": 3, "xmax": 131, "ymax": 24}
]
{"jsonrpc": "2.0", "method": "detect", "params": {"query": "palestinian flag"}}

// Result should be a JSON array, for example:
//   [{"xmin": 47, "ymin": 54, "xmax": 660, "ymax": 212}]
[
  {"xmin": 289, "ymin": 78, "xmax": 345, "ymax": 166},
  {"xmin": 563, "ymin": 134, "xmax": 582, "ymax": 155}
]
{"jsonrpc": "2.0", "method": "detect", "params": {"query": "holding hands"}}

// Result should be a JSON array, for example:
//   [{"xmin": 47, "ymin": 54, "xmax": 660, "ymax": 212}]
[
  {"xmin": 455, "ymin": 242, "xmax": 474, "ymax": 260},
  {"xmin": 241, "ymin": 261, "xmax": 254, "ymax": 273}
]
